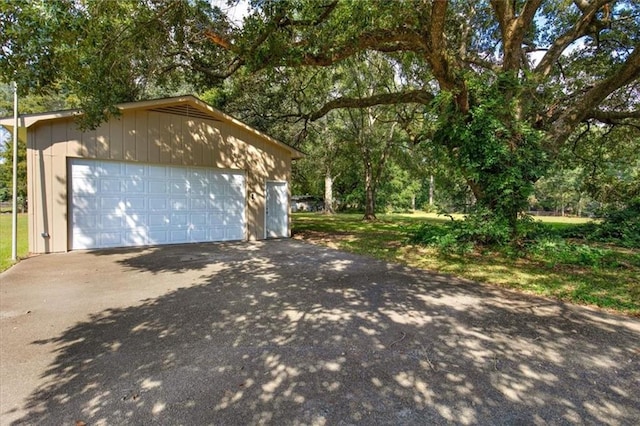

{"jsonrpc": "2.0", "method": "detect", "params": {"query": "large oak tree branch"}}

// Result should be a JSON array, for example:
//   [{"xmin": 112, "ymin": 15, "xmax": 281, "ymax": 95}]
[
  {"xmin": 307, "ymin": 89, "xmax": 434, "ymax": 122},
  {"xmin": 491, "ymin": 0, "xmax": 543, "ymax": 71},
  {"xmin": 535, "ymin": 0, "xmax": 613, "ymax": 78},
  {"xmin": 549, "ymin": 44, "xmax": 640, "ymax": 147},
  {"xmin": 427, "ymin": 0, "xmax": 469, "ymax": 113},
  {"xmin": 587, "ymin": 109, "xmax": 640, "ymax": 124},
  {"xmin": 205, "ymin": 26, "xmax": 424, "ymax": 70},
  {"xmin": 288, "ymin": 29, "xmax": 424, "ymax": 67}
]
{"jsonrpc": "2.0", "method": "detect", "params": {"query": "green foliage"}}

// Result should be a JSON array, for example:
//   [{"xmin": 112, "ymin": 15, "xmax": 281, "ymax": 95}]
[
  {"xmin": 409, "ymin": 208, "xmax": 561, "ymax": 255},
  {"xmin": 528, "ymin": 238, "xmax": 617, "ymax": 268},
  {"xmin": 409, "ymin": 210, "xmax": 526, "ymax": 254},
  {"xmin": 377, "ymin": 161, "xmax": 421, "ymax": 212},
  {"xmin": 533, "ymin": 167, "xmax": 591, "ymax": 216},
  {"xmin": 562, "ymin": 198, "xmax": 640, "ymax": 248},
  {"xmin": 433, "ymin": 74, "xmax": 548, "ymax": 227},
  {"xmin": 1, "ymin": 0, "xmax": 231, "ymax": 128},
  {"xmin": 0, "ymin": 135, "xmax": 27, "ymax": 204},
  {"xmin": 558, "ymin": 125, "xmax": 640, "ymax": 205},
  {"xmin": 3, "ymin": 0, "xmax": 638, "ymax": 248}
]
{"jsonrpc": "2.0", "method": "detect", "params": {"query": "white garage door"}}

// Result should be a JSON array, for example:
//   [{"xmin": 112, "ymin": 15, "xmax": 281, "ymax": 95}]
[{"xmin": 70, "ymin": 159, "xmax": 246, "ymax": 250}]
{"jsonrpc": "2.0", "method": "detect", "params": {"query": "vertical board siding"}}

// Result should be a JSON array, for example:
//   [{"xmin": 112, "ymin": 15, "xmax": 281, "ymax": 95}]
[
  {"xmin": 135, "ymin": 111, "xmax": 148, "ymax": 163},
  {"xmin": 82, "ymin": 128, "xmax": 97, "ymax": 158},
  {"xmin": 147, "ymin": 111, "xmax": 160, "ymax": 163},
  {"xmin": 123, "ymin": 113, "xmax": 136, "ymax": 161},
  {"xmin": 50, "ymin": 121, "xmax": 69, "ymax": 252},
  {"xmin": 159, "ymin": 115, "xmax": 172, "ymax": 164},
  {"xmin": 96, "ymin": 122, "xmax": 110, "ymax": 158},
  {"xmin": 27, "ymin": 132, "xmax": 37, "ymax": 253},
  {"xmin": 26, "ymin": 106, "xmax": 294, "ymax": 252},
  {"xmin": 67, "ymin": 119, "xmax": 84, "ymax": 157},
  {"xmin": 172, "ymin": 114, "xmax": 183, "ymax": 164},
  {"xmin": 109, "ymin": 118, "xmax": 123, "ymax": 160}
]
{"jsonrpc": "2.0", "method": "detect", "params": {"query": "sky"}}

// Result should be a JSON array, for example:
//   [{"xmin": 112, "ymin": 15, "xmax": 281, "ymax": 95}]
[{"xmin": 211, "ymin": 0, "xmax": 251, "ymax": 27}]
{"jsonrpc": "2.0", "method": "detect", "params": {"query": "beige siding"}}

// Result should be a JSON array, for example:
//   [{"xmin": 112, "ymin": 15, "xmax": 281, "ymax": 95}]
[
  {"xmin": 135, "ymin": 111, "xmax": 148, "ymax": 162},
  {"xmin": 109, "ymin": 118, "xmax": 123, "ymax": 160},
  {"xmin": 26, "ymin": 109, "xmax": 293, "ymax": 253},
  {"xmin": 123, "ymin": 113, "xmax": 136, "ymax": 161}
]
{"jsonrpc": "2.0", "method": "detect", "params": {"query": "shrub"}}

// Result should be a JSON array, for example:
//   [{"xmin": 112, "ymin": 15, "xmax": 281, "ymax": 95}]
[
  {"xmin": 560, "ymin": 198, "xmax": 640, "ymax": 248},
  {"xmin": 409, "ymin": 210, "xmax": 544, "ymax": 254},
  {"xmin": 528, "ymin": 238, "xmax": 616, "ymax": 268}
]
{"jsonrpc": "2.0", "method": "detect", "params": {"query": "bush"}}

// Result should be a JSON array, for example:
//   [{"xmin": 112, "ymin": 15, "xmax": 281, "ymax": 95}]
[
  {"xmin": 528, "ymin": 238, "xmax": 617, "ymax": 268},
  {"xmin": 409, "ymin": 210, "xmax": 548, "ymax": 254},
  {"xmin": 560, "ymin": 198, "xmax": 640, "ymax": 248}
]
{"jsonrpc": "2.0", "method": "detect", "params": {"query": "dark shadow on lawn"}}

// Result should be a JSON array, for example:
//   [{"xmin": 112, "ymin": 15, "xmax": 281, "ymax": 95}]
[{"xmin": 13, "ymin": 240, "xmax": 640, "ymax": 424}]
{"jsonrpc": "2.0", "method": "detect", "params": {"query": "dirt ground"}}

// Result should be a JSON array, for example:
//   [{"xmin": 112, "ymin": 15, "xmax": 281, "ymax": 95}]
[{"xmin": 1, "ymin": 239, "xmax": 639, "ymax": 425}]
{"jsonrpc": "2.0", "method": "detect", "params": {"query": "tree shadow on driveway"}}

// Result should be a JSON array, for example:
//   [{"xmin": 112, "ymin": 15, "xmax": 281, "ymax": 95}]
[{"xmin": 12, "ymin": 240, "xmax": 640, "ymax": 424}]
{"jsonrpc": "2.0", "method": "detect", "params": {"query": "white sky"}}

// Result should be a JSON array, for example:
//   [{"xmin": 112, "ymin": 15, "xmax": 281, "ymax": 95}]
[{"xmin": 210, "ymin": 0, "xmax": 251, "ymax": 27}]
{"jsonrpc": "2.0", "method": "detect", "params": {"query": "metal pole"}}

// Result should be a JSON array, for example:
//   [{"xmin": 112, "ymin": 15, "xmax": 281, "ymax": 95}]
[{"xmin": 11, "ymin": 81, "xmax": 18, "ymax": 261}]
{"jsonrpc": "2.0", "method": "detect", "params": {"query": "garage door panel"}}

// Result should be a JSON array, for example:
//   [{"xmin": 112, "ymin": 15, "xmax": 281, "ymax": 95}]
[
  {"xmin": 170, "ymin": 181, "xmax": 188, "ymax": 193},
  {"xmin": 100, "ymin": 197, "xmax": 121, "ymax": 211},
  {"xmin": 99, "ymin": 232, "xmax": 123, "ymax": 247},
  {"xmin": 170, "ymin": 229, "xmax": 188, "ymax": 242},
  {"xmin": 148, "ymin": 181, "xmax": 167, "ymax": 194},
  {"xmin": 73, "ymin": 233, "xmax": 95, "ymax": 249},
  {"xmin": 149, "ymin": 198, "xmax": 168, "ymax": 211},
  {"xmin": 148, "ymin": 166, "xmax": 166, "ymax": 177},
  {"xmin": 100, "ymin": 214, "xmax": 123, "ymax": 230},
  {"xmin": 171, "ymin": 198, "xmax": 188, "ymax": 211},
  {"xmin": 190, "ymin": 198, "xmax": 207, "ymax": 210},
  {"xmin": 170, "ymin": 213, "xmax": 188, "ymax": 226},
  {"xmin": 124, "ymin": 180, "xmax": 145, "ymax": 193},
  {"xmin": 72, "ymin": 196, "xmax": 97, "ymax": 211},
  {"xmin": 125, "ymin": 227, "xmax": 148, "ymax": 246},
  {"xmin": 191, "ymin": 213, "xmax": 207, "ymax": 225},
  {"xmin": 71, "ymin": 160, "xmax": 246, "ymax": 250},
  {"xmin": 74, "ymin": 215, "xmax": 97, "ymax": 228},
  {"xmin": 72, "ymin": 163, "xmax": 94, "ymax": 177},
  {"xmin": 124, "ymin": 197, "xmax": 146, "ymax": 211},
  {"xmin": 73, "ymin": 177, "xmax": 97, "ymax": 194},
  {"xmin": 190, "ymin": 229, "xmax": 208, "ymax": 242},
  {"xmin": 148, "ymin": 214, "xmax": 169, "ymax": 226},
  {"xmin": 148, "ymin": 230, "xmax": 168, "ymax": 244},
  {"xmin": 211, "ymin": 227, "xmax": 225, "ymax": 239},
  {"xmin": 126, "ymin": 164, "xmax": 146, "ymax": 176},
  {"xmin": 225, "ymin": 227, "xmax": 244, "ymax": 240}
]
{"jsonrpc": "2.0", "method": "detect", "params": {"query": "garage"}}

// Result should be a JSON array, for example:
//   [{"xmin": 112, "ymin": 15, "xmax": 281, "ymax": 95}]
[
  {"xmin": 70, "ymin": 159, "xmax": 246, "ymax": 249},
  {"xmin": 0, "ymin": 95, "xmax": 303, "ymax": 254}
]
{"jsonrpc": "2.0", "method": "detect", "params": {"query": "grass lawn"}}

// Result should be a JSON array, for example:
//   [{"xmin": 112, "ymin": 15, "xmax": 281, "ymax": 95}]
[
  {"xmin": 0, "ymin": 214, "xmax": 29, "ymax": 271},
  {"xmin": 292, "ymin": 212, "xmax": 640, "ymax": 316}
]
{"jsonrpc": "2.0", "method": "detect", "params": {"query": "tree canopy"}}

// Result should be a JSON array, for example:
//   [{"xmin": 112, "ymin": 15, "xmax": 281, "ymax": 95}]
[{"xmin": 1, "ymin": 0, "xmax": 639, "ymax": 230}]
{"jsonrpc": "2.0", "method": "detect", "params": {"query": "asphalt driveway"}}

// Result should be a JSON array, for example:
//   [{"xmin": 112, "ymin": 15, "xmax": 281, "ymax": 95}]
[{"xmin": 1, "ymin": 239, "xmax": 638, "ymax": 425}]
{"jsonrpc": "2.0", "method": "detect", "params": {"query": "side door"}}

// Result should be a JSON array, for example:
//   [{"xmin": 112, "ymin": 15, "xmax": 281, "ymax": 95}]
[{"xmin": 265, "ymin": 181, "xmax": 288, "ymax": 238}]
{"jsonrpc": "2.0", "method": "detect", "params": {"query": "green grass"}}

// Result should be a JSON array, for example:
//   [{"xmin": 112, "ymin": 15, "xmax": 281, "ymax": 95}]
[
  {"xmin": 0, "ymin": 214, "xmax": 28, "ymax": 271},
  {"xmin": 292, "ymin": 212, "xmax": 639, "ymax": 316}
]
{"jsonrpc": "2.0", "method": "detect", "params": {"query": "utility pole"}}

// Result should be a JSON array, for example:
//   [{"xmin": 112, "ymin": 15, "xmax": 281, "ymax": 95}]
[{"xmin": 11, "ymin": 81, "xmax": 18, "ymax": 261}]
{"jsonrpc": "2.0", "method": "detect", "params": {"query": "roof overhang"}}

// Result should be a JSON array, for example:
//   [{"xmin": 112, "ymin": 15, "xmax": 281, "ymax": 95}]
[{"xmin": 0, "ymin": 95, "xmax": 304, "ymax": 159}]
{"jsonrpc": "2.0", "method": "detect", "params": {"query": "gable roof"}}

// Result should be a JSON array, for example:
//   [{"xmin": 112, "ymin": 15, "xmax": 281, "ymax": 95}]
[{"xmin": 0, "ymin": 95, "xmax": 304, "ymax": 159}]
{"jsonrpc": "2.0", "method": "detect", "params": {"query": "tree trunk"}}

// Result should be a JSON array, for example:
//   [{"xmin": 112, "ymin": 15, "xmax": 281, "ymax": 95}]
[
  {"xmin": 429, "ymin": 175, "xmax": 434, "ymax": 206},
  {"xmin": 323, "ymin": 169, "xmax": 334, "ymax": 214},
  {"xmin": 363, "ymin": 161, "xmax": 376, "ymax": 220}
]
